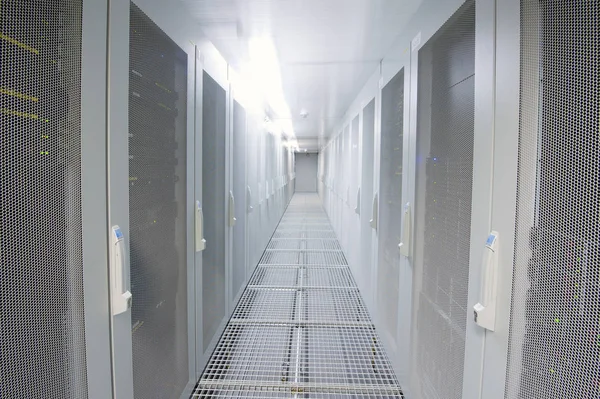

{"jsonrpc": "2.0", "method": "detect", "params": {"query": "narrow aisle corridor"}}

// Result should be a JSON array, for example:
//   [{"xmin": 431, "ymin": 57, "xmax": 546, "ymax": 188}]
[{"xmin": 193, "ymin": 193, "xmax": 403, "ymax": 398}]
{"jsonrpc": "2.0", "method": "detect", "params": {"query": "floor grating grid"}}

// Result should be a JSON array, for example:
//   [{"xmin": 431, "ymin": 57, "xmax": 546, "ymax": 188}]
[{"xmin": 193, "ymin": 194, "xmax": 403, "ymax": 398}]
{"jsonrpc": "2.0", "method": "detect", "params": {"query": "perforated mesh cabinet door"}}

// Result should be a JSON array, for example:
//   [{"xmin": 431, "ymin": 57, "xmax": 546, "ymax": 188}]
[
  {"xmin": 359, "ymin": 99, "xmax": 376, "ymax": 302},
  {"xmin": 350, "ymin": 116, "xmax": 360, "ymax": 209},
  {"xmin": 247, "ymin": 114, "xmax": 260, "ymax": 268},
  {"xmin": 505, "ymin": 1, "xmax": 600, "ymax": 398},
  {"xmin": 413, "ymin": 2, "xmax": 475, "ymax": 398},
  {"xmin": 341, "ymin": 126, "xmax": 348, "ymax": 201},
  {"xmin": 1, "ymin": 1, "xmax": 89, "ymax": 398},
  {"xmin": 202, "ymin": 70, "xmax": 227, "ymax": 351},
  {"xmin": 377, "ymin": 69, "xmax": 405, "ymax": 344},
  {"xmin": 335, "ymin": 136, "xmax": 340, "ymax": 197},
  {"xmin": 128, "ymin": 3, "xmax": 189, "ymax": 397},
  {"xmin": 232, "ymin": 100, "xmax": 247, "ymax": 300}
]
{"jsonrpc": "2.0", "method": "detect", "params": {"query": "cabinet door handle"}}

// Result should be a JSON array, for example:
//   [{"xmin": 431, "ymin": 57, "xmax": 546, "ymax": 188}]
[
  {"xmin": 355, "ymin": 187, "xmax": 361, "ymax": 215},
  {"xmin": 247, "ymin": 186, "xmax": 253, "ymax": 213},
  {"xmin": 474, "ymin": 232, "xmax": 500, "ymax": 331},
  {"xmin": 195, "ymin": 201, "xmax": 206, "ymax": 252},
  {"xmin": 398, "ymin": 202, "xmax": 412, "ymax": 257},
  {"xmin": 369, "ymin": 193, "xmax": 378, "ymax": 230},
  {"xmin": 229, "ymin": 191, "xmax": 236, "ymax": 227},
  {"xmin": 110, "ymin": 225, "xmax": 132, "ymax": 315}
]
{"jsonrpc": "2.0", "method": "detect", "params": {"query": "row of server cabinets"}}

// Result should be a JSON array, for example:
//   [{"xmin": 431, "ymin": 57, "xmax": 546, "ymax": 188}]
[
  {"xmin": 318, "ymin": 0, "xmax": 599, "ymax": 398},
  {"xmin": 0, "ymin": 0, "xmax": 296, "ymax": 398}
]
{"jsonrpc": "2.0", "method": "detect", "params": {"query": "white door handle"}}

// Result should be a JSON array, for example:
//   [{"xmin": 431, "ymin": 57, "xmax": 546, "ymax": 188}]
[
  {"xmin": 247, "ymin": 186, "xmax": 253, "ymax": 213},
  {"xmin": 370, "ymin": 193, "xmax": 378, "ymax": 230},
  {"xmin": 398, "ymin": 202, "xmax": 412, "ymax": 257},
  {"xmin": 111, "ymin": 225, "xmax": 132, "ymax": 315},
  {"xmin": 346, "ymin": 186, "xmax": 350, "ymax": 205},
  {"xmin": 355, "ymin": 187, "xmax": 361, "ymax": 215},
  {"xmin": 229, "ymin": 191, "xmax": 236, "ymax": 227},
  {"xmin": 474, "ymin": 232, "xmax": 500, "ymax": 331},
  {"xmin": 195, "ymin": 201, "xmax": 206, "ymax": 252}
]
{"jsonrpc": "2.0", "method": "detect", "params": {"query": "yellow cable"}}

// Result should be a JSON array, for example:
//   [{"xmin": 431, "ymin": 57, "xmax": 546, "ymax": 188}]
[
  {"xmin": 1, "ymin": 87, "xmax": 39, "ymax": 102},
  {"xmin": 0, "ymin": 33, "xmax": 39, "ymax": 54}
]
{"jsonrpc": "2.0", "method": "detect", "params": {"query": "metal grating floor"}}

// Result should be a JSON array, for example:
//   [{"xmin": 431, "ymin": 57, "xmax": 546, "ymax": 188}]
[{"xmin": 193, "ymin": 194, "xmax": 403, "ymax": 398}]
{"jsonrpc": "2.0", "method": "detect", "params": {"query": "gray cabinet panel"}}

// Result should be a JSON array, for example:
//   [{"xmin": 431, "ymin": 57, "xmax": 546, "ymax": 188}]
[
  {"xmin": 128, "ymin": 4, "xmax": 189, "ymax": 397},
  {"xmin": 201, "ymin": 71, "xmax": 227, "ymax": 351}
]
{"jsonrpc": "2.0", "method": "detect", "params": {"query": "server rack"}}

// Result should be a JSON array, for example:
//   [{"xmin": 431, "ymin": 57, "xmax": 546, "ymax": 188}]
[
  {"xmin": 1, "ymin": 1, "xmax": 90, "ymax": 397},
  {"xmin": 201, "ymin": 70, "xmax": 227, "ymax": 354},
  {"xmin": 412, "ymin": 3, "xmax": 476, "ymax": 398},
  {"xmin": 231, "ymin": 100, "xmax": 248, "ymax": 304},
  {"xmin": 359, "ymin": 99, "xmax": 376, "ymax": 310},
  {"xmin": 377, "ymin": 68, "xmax": 406, "ymax": 351},
  {"xmin": 128, "ymin": 3, "xmax": 189, "ymax": 397},
  {"xmin": 502, "ymin": 1, "xmax": 600, "ymax": 398}
]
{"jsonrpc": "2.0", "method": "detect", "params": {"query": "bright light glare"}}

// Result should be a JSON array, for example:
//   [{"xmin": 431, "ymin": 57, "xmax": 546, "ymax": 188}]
[
  {"xmin": 245, "ymin": 37, "xmax": 295, "ymax": 140},
  {"xmin": 230, "ymin": 70, "xmax": 266, "ymax": 115}
]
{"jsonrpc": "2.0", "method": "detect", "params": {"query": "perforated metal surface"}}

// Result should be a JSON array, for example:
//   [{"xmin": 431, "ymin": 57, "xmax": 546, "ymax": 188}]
[
  {"xmin": 377, "ymin": 67, "xmax": 405, "ymax": 344},
  {"xmin": 505, "ymin": 1, "xmax": 600, "ymax": 398},
  {"xmin": 413, "ymin": 3, "xmax": 475, "ymax": 399},
  {"xmin": 359, "ymin": 99, "xmax": 376, "ymax": 299},
  {"xmin": 1, "ymin": 1, "xmax": 88, "ymax": 398},
  {"xmin": 129, "ymin": 4, "xmax": 189, "ymax": 398},
  {"xmin": 194, "ymin": 194, "xmax": 403, "ymax": 398},
  {"xmin": 202, "ymin": 70, "xmax": 227, "ymax": 351},
  {"xmin": 233, "ymin": 100, "xmax": 248, "ymax": 300}
]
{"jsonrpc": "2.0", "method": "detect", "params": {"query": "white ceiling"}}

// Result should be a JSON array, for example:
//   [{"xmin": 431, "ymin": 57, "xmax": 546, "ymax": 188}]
[{"xmin": 180, "ymin": 0, "xmax": 421, "ymax": 149}]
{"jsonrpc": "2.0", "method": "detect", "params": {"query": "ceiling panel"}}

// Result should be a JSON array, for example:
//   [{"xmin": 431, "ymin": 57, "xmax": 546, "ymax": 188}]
[{"xmin": 180, "ymin": 0, "xmax": 422, "ymax": 142}]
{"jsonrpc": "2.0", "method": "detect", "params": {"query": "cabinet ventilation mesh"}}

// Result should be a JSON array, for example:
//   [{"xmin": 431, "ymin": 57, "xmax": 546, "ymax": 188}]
[
  {"xmin": 1, "ymin": 1, "xmax": 88, "ymax": 397},
  {"xmin": 129, "ymin": 3, "xmax": 188, "ymax": 397},
  {"xmin": 413, "ymin": 2, "xmax": 475, "ymax": 398},
  {"xmin": 505, "ymin": 1, "xmax": 600, "ymax": 398},
  {"xmin": 378, "ymin": 67, "xmax": 405, "ymax": 343}
]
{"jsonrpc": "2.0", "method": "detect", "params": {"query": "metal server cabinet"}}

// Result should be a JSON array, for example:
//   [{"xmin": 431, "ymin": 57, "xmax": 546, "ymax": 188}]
[
  {"xmin": 359, "ymin": 99, "xmax": 376, "ymax": 311},
  {"xmin": 231, "ymin": 99, "xmax": 247, "ymax": 306},
  {"xmin": 127, "ymin": 4, "xmax": 189, "ymax": 398},
  {"xmin": 376, "ymin": 67, "xmax": 407, "ymax": 361},
  {"xmin": 411, "ymin": 2, "xmax": 476, "ymax": 398},
  {"xmin": 506, "ymin": 1, "xmax": 599, "ymax": 397},
  {"xmin": 107, "ymin": 0, "xmax": 199, "ymax": 397},
  {"xmin": 195, "ymin": 38, "xmax": 234, "ymax": 388},
  {"xmin": 466, "ymin": 1, "xmax": 600, "ymax": 398},
  {"xmin": 200, "ymin": 69, "xmax": 227, "ymax": 358},
  {"xmin": 246, "ymin": 112, "xmax": 262, "ymax": 270},
  {"xmin": 348, "ymin": 115, "xmax": 361, "ymax": 280},
  {"xmin": 1, "ymin": 0, "xmax": 112, "ymax": 398}
]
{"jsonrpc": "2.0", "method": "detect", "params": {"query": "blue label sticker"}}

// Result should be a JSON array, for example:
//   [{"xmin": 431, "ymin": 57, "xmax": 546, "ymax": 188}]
[
  {"xmin": 114, "ymin": 228, "xmax": 124, "ymax": 240},
  {"xmin": 486, "ymin": 234, "xmax": 496, "ymax": 247}
]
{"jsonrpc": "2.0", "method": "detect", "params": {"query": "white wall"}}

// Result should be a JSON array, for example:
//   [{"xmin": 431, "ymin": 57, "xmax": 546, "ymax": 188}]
[{"xmin": 295, "ymin": 153, "xmax": 318, "ymax": 192}]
